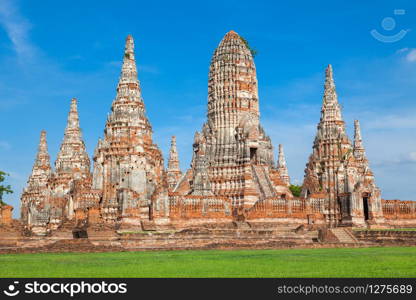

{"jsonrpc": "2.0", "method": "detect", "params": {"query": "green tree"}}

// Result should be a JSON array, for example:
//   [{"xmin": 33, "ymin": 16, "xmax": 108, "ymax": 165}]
[
  {"xmin": 289, "ymin": 184, "xmax": 302, "ymax": 197},
  {"xmin": 0, "ymin": 171, "xmax": 13, "ymax": 206},
  {"xmin": 240, "ymin": 36, "xmax": 258, "ymax": 57}
]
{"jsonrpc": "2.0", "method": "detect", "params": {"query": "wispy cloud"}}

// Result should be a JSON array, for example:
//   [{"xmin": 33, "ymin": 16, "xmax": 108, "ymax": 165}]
[
  {"xmin": 0, "ymin": 0, "xmax": 37, "ymax": 59},
  {"xmin": 365, "ymin": 112, "xmax": 416, "ymax": 130},
  {"xmin": 406, "ymin": 49, "xmax": 416, "ymax": 62},
  {"xmin": 396, "ymin": 47, "xmax": 416, "ymax": 63}
]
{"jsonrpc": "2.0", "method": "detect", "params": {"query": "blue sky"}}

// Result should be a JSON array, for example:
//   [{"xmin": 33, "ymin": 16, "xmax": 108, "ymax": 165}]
[{"xmin": 1, "ymin": 0, "xmax": 415, "ymax": 217}]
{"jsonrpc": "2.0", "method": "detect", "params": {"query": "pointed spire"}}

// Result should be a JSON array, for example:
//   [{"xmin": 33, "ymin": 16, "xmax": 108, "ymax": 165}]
[
  {"xmin": 26, "ymin": 130, "xmax": 51, "ymax": 189},
  {"xmin": 353, "ymin": 120, "xmax": 367, "ymax": 160},
  {"xmin": 168, "ymin": 136, "xmax": 180, "ymax": 172},
  {"xmin": 118, "ymin": 35, "xmax": 140, "ymax": 90},
  {"xmin": 167, "ymin": 136, "xmax": 182, "ymax": 191},
  {"xmin": 67, "ymin": 98, "xmax": 79, "ymax": 130},
  {"xmin": 354, "ymin": 120, "xmax": 362, "ymax": 147},
  {"xmin": 324, "ymin": 64, "xmax": 335, "ymax": 99},
  {"xmin": 21, "ymin": 131, "xmax": 52, "ymax": 225},
  {"xmin": 277, "ymin": 144, "xmax": 290, "ymax": 186},
  {"xmin": 323, "ymin": 64, "xmax": 338, "ymax": 105},
  {"xmin": 55, "ymin": 98, "xmax": 90, "ymax": 176},
  {"xmin": 35, "ymin": 130, "xmax": 50, "ymax": 169},
  {"xmin": 320, "ymin": 64, "xmax": 343, "ymax": 122}
]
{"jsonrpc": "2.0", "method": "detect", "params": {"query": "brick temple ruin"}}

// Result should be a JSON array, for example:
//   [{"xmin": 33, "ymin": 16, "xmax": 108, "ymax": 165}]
[{"xmin": 1, "ymin": 31, "xmax": 416, "ymax": 251}]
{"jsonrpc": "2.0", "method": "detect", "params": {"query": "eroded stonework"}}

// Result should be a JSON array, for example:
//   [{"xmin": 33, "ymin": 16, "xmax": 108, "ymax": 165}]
[
  {"xmin": 173, "ymin": 31, "xmax": 292, "ymax": 219},
  {"xmin": 166, "ymin": 136, "xmax": 182, "ymax": 191},
  {"xmin": 16, "ymin": 32, "xmax": 415, "ymax": 237},
  {"xmin": 301, "ymin": 65, "xmax": 384, "ymax": 227},
  {"xmin": 20, "ymin": 130, "xmax": 52, "ymax": 234},
  {"xmin": 91, "ymin": 35, "xmax": 169, "ymax": 225},
  {"xmin": 49, "ymin": 98, "xmax": 91, "ymax": 227}
]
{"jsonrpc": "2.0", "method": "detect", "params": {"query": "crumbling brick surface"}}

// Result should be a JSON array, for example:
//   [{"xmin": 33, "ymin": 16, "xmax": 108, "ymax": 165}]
[{"xmin": 15, "ymin": 32, "xmax": 415, "ymax": 241}]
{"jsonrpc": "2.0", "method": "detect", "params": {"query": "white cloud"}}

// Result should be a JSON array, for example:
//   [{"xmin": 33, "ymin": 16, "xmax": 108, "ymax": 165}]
[
  {"xmin": 0, "ymin": 0, "xmax": 37, "ymax": 59},
  {"xmin": 406, "ymin": 49, "xmax": 416, "ymax": 62},
  {"xmin": 365, "ymin": 113, "xmax": 416, "ymax": 130},
  {"xmin": 396, "ymin": 48, "xmax": 409, "ymax": 54}
]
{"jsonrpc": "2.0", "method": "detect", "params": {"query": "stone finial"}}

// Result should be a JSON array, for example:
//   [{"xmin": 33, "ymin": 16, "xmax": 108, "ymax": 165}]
[
  {"xmin": 354, "ymin": 120, "xmax": 362, "ymax": 147},
  {"xmin": 35, "ymin": 130, "xmax": 51, "ymax": 169},
  {"xmin": 117, "ymin": 34, "xmax": 141, "ymax": 102},
  {"xmin": 168, "ymin": 136, "xmax": 180, "ymax": 171},
  {"xmin": 167, "ymin": 136, "xmax": 182, "ymax": 191},
  {"xmin": 353, "ymin": 119, "xmax": 367, "ymax": 160},
  {"xmin": 277, "ymin": 144, "xmax": 290, "ymax": 186},
  {"xmin": 320, "ymin": 64, "xmax": 343, "ymax": 123},
  {"xmin": 323, "ymin": 64, "xmax": 337, "ymax": 106},
  {"xmin": 277, "ymin": 144, "xmax": 287, "ymax": 168},
  {"xmin": 124, "ymin": 34, "xmax": 135, "ymax": 60},
  {"xmin": 326, "ymin": 64, "xmax": 333, "ymax": 80},
  {"xmin": 67, "ymin": 98, "xmax": 80, "ymax": 130}
]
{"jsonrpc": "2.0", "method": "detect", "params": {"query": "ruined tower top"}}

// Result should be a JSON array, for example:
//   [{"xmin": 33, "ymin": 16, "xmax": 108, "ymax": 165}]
[
  {"xmin": 35, "ymin": 130, "xmax": 50, "ymax": 170},
  {"xmin": 54, "ymin": 98, "xmax": 90, "ymax": 177},
  {"xmin": 116, "ymin": 35, "xmax": 142, "ymax": 104},
  {"xmin": 26, "ymin": 130, "xmax": 51, "ymax": 189},
  {"xmin": 104, "ymin": 34, "xmax": 150, "ymax": 140},
  {"xmin": 68, "ymin": 98, "xmax": 79, "ymax": 128},
  {"xmin": 320, "ymin": 64, "xmax": 343, "ymax": 123},
  {"xmin": 207, "ymin": 30, "xmax": 259, "ymax": 130}
]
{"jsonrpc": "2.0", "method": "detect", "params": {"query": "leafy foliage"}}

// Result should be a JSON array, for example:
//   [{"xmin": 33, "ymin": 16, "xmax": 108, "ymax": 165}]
[
  {"xmin": 240, "ymin": 36, "xmax": 258, "ymax": 57},
  {"xmin": 289, "ymin": 184, "xmax": 302, "ymax": 197},
  {"xmin": 0, "ymin": 171, "xmax": 13, "ymax": 206}
]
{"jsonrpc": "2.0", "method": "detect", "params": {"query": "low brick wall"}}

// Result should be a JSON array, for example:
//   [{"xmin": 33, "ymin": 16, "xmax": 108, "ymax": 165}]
[
  {"xmin": 353, "ymin": 230, "xmax": 416, "ymax": 246},
  {"xmin": 0, "ymin": 226, "xmax": 321, "ymax": 253}
]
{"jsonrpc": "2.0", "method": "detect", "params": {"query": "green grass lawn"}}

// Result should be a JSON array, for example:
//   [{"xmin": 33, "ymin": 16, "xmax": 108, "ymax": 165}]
[{"xmin": 1, "ymin": 247, "xmax": 415, "ymax": 278}]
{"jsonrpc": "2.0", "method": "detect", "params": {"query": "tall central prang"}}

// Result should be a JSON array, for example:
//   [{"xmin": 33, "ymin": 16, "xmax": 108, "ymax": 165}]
[{"xmin": 173, "ymin": 31, "xmax": 292, "ymax": 210}]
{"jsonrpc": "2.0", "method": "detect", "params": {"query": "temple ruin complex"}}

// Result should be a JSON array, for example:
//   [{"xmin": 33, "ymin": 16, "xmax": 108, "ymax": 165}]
[{"xmin": 0, "ymin": 31, "xmax": 415, "ymax": 251}]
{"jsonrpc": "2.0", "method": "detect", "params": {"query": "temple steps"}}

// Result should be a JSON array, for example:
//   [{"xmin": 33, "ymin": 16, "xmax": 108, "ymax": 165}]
[
  {"xmin": 330, "ymin": 228, "xmax": 359, "ymax": 244},
  {"xmin": 251, "ymin": 165, "xmax": 275, "ymax": 199}
]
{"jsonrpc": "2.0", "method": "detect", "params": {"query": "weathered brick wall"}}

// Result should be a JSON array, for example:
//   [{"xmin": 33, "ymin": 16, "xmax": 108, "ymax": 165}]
[
  {"xmin": 353, "ymin": 230, "xmax": 416, "ymax": 245},
  {"xmin": 0, "ymin": 205, "xmax": 13, "ymax": 225},
  {"xmin": 169, "ymin": 195, "xmax": 232, "ymax": 220},
  {"xmin": 246, "ymin": 198, "xmax": 315, "ymax": 220},
  {"xmin": 382, "ymin": 200, "xmax": 416, "ymax": 219}
]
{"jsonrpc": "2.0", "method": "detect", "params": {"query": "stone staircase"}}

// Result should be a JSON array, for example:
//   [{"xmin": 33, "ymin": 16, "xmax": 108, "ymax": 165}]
[
  {"xmin": 331, "ymin": 228, "xmax": 359, "ymax": 244},
  {"xmin": 252, "ymin": 165, "xmax": 275, "ymax": 199}
]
